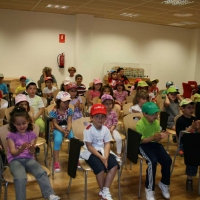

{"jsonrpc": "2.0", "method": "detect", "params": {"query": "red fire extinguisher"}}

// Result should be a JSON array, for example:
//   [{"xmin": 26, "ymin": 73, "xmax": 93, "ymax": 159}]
[{"xmin": 57, "ymin": 53, "xmax": 65, "ymax": 68}]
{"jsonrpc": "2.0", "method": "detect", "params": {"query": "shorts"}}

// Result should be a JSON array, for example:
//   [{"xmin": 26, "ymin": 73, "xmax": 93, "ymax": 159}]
[{"xmin": 35, "ymin": 117, "xmax": 45, "ymax": 133}]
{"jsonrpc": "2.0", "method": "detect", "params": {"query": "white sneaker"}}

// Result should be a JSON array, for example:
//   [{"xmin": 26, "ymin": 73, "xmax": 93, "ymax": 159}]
[
  {"xmin": 48, "ymin": 194, "xmax": 60, "ymax": 200},
  {"xmin": 158, "ymin": 182, "xmax": 170, "ymax": 199},
  {"xmin": 101, "ymin": 188, "xmax": 113, "ymax": 200},
  {"xmin": 145, "ymin": 188, "xmax": 155, "ymax": 200},
  {"xmin": 99, "ymin": 190, "xmax": 103, "ymax": 198}
]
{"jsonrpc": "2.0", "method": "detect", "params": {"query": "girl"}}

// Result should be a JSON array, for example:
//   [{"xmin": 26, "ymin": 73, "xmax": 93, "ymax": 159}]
[
  {"xmin": 49, "ymin": 91, "xmax": 74, "ymax": 172},
  {"xmin": 98, "ymin": 84, "xmax": 114, "ymax": 103},
  {"xmin": 108, "ymin": 70, "xmax": 118, "ymax": 89},
  {"xmin": 101, "ymin": 94, "xmax": 122, "ymax": 160},
  {"xmin": 150, "ymin": 79, "xmax": 159, "ymax": 97},
  {"xmin": 67, "ymin": 83, "xmax": 83, "ymax": 121},
  {"xmin": 129, "ymin": 90, "xmax": 149, "ymax": 113},
  {"xmin": 129, "ymin": 78, "xmax": 141, "ymax": 96},
  {"xmin": 87, "ymin": 78, "xmax": 102, "ymax": 106},
  {"xmin": 146, "ymin": 80, "xmax": 156, "ymax": 102},
  {"xmin": 7, "ymin": 107, "xmax": 60, "ymax": 200},
  {"xmin": 113, "ymin": 81, "xmax": 128, "ymax": 107},
  {"xmin": 136, "ymin": 81, "xmax": 148, "ymax": 92}
]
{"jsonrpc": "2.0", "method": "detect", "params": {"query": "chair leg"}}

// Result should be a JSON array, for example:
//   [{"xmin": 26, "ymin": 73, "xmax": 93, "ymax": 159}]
[
  {"xmin": 118, "ymin": 169, "xmax": 121, "ymax": 200},
  {"xmin": 43, "ymin": 143, "xmax": 47, "ymax": 167},
  {"xmin": 138, "ymin": 159, "xmax": 143, "ymax": 199},
  {"xmin": 84, "ymin": 171, "xmax": 88, "ymax": 200},
  {"xmin": 52, "ymin": 151, "xmax": 54, "ymax": 176},
  {"xmin": 198, "ymin": 166, "xmax": 200, "ymax": 196},
  {"xmin": 166, "ymin": 134, "xmax": 170, "ymax": 151},
  {"xmin": 4, "ymin": 182, "xmax": 8, "ymax": 200},
  {"xmin": 66, "ymin": 177, "xmax": 73, "ymax": 194},
  {"xmin": 170, "ymin": 150, "xmax": 177, "ymax": 176}
]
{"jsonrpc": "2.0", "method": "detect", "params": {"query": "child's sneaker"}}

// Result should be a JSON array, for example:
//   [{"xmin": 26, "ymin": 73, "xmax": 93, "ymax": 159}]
[
  {"xmin": 172, "ymin": 135, "xmax": 177, "ymax": 143},
  {"xmin": 77, "ymin": 161, "xmax": 82, "ymax": 170},
  {"xmin": 158, "ymin": 182, "xmax": 170, "ymax": 199},
  {"xmin": 145, "ymin": 188, "xmax": 155, "ymax": 200},
  {"xmin": 101, "ymin": 187, "xmax": 113, "ymax": 200},
  {"xmin": 186, "ymin": 179, "xmax": 193, "ymax": 191},
  {"xmin": 178, "ymin": 150, "xmax": 184, "ymax": 157},
  {"xmin": 54, "ymin": 162, "xmax": 60, "ymax": 172},
  {"xmin": 48, "ymin": 194, "xmax": 60, "ymax": 200},
  {"xmin": 98, "ymin": 189, "xmax": 103, "ymax": 198}
]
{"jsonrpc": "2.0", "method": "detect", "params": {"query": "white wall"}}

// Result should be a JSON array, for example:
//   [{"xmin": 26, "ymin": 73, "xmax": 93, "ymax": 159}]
[{"xmin": 0, "ymin": 9, "xmax": 199, "ymax": 92}]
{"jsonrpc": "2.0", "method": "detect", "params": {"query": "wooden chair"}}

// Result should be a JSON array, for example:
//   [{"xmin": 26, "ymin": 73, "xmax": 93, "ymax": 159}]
[
  {"xmin": 126, "ymin": 95, "xmax": 134, "ymax": 104},
  {"xmin": 0, "ymin": 124, "xmax": 50, "ymax": 200},
  {"xmin": 158, "ymin": 89, "xmax": 166, "ymax": 95},
  {"xmin": 80, "ymin": 96, "xmax": 87, "ymax": 116},
  {"xmin": 53, "ymin": 89, "xmax": 60, "ymax": 102},
  {"xmin": 0, "ymin": 108, "xmax": 6, "ymax": 127},
  {"xmin": 156, "ymin": 94, "xmax": 166, "ymax": 111},
  {"xmin": 92, "ymin": 96, "xmax": 99, "ymax": 104},
  {"xmin": 182, "ymin": 82, "xmax": 192, "ymax": 98},
  {"xmin": 0, "ymin": 99, "xmax": 8, "ymax": 108},
  {"xmin": 122, "ymin": 103, "xmax": 133, "ymax": 116}
]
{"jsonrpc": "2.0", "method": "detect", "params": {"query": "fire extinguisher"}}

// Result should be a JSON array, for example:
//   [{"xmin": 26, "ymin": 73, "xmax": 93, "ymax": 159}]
[{"xmin": 57, "ymin": 53, "xmax": 65, "ymax": 68}]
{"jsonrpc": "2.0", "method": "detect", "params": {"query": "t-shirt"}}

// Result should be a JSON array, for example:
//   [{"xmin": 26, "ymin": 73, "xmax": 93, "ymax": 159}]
[
  {"xmin": 150, "ymin": 87, "xmax": 159, "ymax": 96},
  {"xmin": 149, "ymin": 92, "xmax": 155, "ymax": 101},
  {"xmin": 69, "ymin": 96, "xmax": 83, "ymax": 121},
  {"xmin": 26, "ymin": 95, "xmax": 44, "ymax": 116},
  {"xmin": 136, "ymin": 116, "xmax": 160, "ymax": 140},
  {"xmin": 15, "ymin": 85, "xmax": 26, "ymax": 94},
  {"xmin": 119, "ymin": 75, "xmax": 129, "ymax": 85},
  {"xmin": 194, "ymin": 93, "xmax": 200, "ymax": 102},
  {"xmin": 113, "ymin": 90, "xmax": 128, "ymax": 103},
  {"xmin": 6, "ymin": 131, "xmax": 37, "ymax": 163},
  {"xmin": 129, "ymin": 104, "xmax": 142, "ymax": 113},
  {"xmin": 108, "ymin": 78, "xmax": 117, "ymax": 89},
  {"xmin": 89, "ymin": 90, "xmax": 100, "ymax": 100},
  {"xmin": 43, "ymin": 86, "xmax": 57, "ymax": 94},
  {"xmin": 104, "ymin": 110, "xmax": 118, "ymax": 129},
  {"xmin": 76, "ymin": 84, "xmax": 86, "ymax": 96},
  {"xmin": 0, "ymin": 83, "xmax": 8, "ymax": 94}
]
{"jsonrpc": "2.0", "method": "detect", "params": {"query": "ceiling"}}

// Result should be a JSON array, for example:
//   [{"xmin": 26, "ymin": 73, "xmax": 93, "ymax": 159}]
[{"xmin": 1, "ymin": 0, "xmax": 200, "ymax": 29}]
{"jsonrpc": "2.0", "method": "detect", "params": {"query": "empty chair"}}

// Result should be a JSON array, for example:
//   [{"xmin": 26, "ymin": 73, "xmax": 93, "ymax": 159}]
[{"xmin": 182, "ymin": 83, "xmax": 192, "ymax": 98}]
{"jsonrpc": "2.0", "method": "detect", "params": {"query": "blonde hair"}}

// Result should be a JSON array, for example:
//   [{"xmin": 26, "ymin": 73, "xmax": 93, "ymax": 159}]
[
  {"xmin": 42, "ymin": 67, "xmax": 52, "ymax": 74},
  {"xmin": 133, "ymin": 90, "xmax": 149, "ymax": 105},
  {"xmin": 68, "ymin": 67, "xmax": 76, "ymax": 73}
]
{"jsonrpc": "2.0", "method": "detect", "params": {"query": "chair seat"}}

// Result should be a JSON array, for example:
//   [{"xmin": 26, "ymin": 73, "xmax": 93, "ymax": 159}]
[
  {"xmin": 3, "ymin": 165, "xmax": 50, "ymax": 183},
  {"xmin": 79, "ymin": 159, "xmax": 92, "ymax": 171},
  {"xmin": 36, "ymin": 137, "xmax": 46, "ymax": 146},
  {"xmin": 166, "ymin": 128, "xmax": 176, "ymax": 135},
  {"xmin": 120, "ymin": 133, "xmax": 126, "ymax": 141}
]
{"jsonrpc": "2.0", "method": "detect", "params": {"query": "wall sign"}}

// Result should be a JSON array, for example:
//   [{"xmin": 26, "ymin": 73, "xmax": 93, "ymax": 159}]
[{"xmin": 59, "ymin": 34, "xmax": 65, "ymax": 43}]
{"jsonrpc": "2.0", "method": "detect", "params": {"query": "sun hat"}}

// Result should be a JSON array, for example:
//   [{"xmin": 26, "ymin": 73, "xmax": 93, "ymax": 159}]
[
  {"xmin": 151, "ymin": 79, "xmax": 159, "ymax": 83},
  {"xmin": 101, "ymin": 94, "xmax": 114, "ymax": 103},
  {"xmin": 138, "ymin": 81, "xmax": 148, "ymax": 87},
  {"xmin": 179, "ymin": 98, "xmax": 194, "ymax": 107},
  {"xmin": 45, "ymin": 77, "xmax": 53, "ymax": 81},
  {"xmin": 15, "ymin": 94, "xmax": 28, "ymax": 104},
  {"xmin": 167, "ymin": 87, "xmax": 179, "ymax": 94},
  {"xmin": 0, "ymin": 73, "xmax": 4, "ymax": 78},
  {"xmin": 142, "ymin": 102, "xmax": 160, "ymax": 115},
  {"xmin": 93, "ymin": 78, "xmax": 102, "ymax": 84},
  {"xmin": 20, "ymin": 76, "xmax": 26, "ymax": 80},
  {"xmin": 56, "ymin": 91, "xmax": 71, "ymax": 101},
  {"xmin": 67, "ymin": 83, "xmax": 77, "ymax": 90},
  {"xmin": 90, "ymin": 104, "xmax": 107, "ymax": 116},
  {"xmin": 166, "ymin": 81, "xmax": 174, "ymax": 87},
  {"xmin": 63, "ymin": 77, "xmax": 71, "ymax": 85}
]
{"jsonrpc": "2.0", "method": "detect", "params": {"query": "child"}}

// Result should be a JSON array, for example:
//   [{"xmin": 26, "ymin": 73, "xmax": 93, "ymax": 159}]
[
  {"xmin": 129, "ymin": 90, "xmax": 149, "ymax": 113},
  {"xmin": 146, "ymin": 80, "xmax": 156, "ymax": 102},
  {"xmin": 26, "ymin": 81, "xmax": 45, "ymax": 137},
  {"xmin": 108, "ymin": 70, "xmax": 118, "ymax": 89},
  {"xmin": 81, "ymin": 104, "xmax": 119, "ymax": 200},
  {"xmin": 87, "ymin": 78, "xmax": 102, "ymax": 106},
  {"xmin": 113, "ymin": 81, "xmax": 128, "ymax": 107},
  {"xmin": 75, "ymin": 74, "xmax": 86, "ymax": 96},
  {"xmin": 164, "ymin": 87, "xmax": 180, "ymax": 130},
  {"xmin": 43, "ymin": 77, "xmax": 57, "ymax": 97},
  {"xmin": 136, "ymin": 81, "xmax": 148, "ymax": 91},
  {"xmin": 15, "ymin": 76, "xmax": 26, "ymax": 94},
  {"xmin": 130, "ymin": 78, "xmax": 141, "ymax": 95},
  {"xmin": 49, "ymin": 91, "xmax": 74, "ymax": 172},
  {"xmin": 101, "ymin": 94, "xmax": 122, "ymax": 159},
  {"xmin": 193, "ymin": 85, "xmax": 200, "ymax": 102},
  {"xmin": 67, "ymin": 83, "xmax": 83, "ymax": 121},
  {"xmin": 0, "ymin": 73, "xmax": 8, "ymax": 98},
  {"xmin": 98, "ymin": 84, "xmax": 114, "ymax": 103},
  {"xmin": 61, "ymin": 77, "xmax": 71, "ymax": 92},
  {"xmin": 162, "ymin": 81, "xmax": 174, "ymax": 95},
  {"xmin": 117, "ymin": 67, "xmax": 129, "ymax": 85},
  {"xmin": 136, "ymin": 102, "xmax": 171, "ymax": 200},
  {"xmin": 150, "ymin": 79, "xmax": 159, "ymax": 97},
  {"xmin": 7, "ymin": 107, "xmax": 60, "ymax": 200}
]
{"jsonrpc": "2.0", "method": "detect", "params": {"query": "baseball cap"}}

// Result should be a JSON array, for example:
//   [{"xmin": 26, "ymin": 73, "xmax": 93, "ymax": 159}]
[
  {"xmin": 116, "ymin": 81, "xmax": 124, "ymax": 85},
  {"xmin": 101, "ymin": 94, "xmax": 114, "ymax": 103},
  {"xmin": 135, "ymin": 78, "xmax": 142, "ymax": 83},
  {"xmin": 151, "ymin": 79, "xmax": 159, "ymax": 83},
  {"xmin": 45, "ymin": 77, "xmax": 52, "ymax": 81},
  {"xmin": 63, "ymin": 77, "xmax": 71, "ymax": 85},
  {"xmin": 180, "ymin": 98, "xmax": 194, "ymax": 107},
  {"xmin": 67, "ymin": 83, "xmax": 77, "ymax": 90},
  {"xmin": 167, "ymin": 87, "xmax": 179, "ymax": 94},
  {"xmin": 20, "ymin": 76, "xmax": 26, "ymax": 80},
  {"xmin": 142, "ymin": 102, "xmax": 160, "ymax": 115},
  {"xmin": 15, "ymin": 94, "xmax": 28, "ymax": 104},
  {"xmin": 93, "ymin": 78, "xmax": 102, "ymax": 84},
  {"xmin": 26, "ymin": 80, "xmax": 36, "ymax": 87},
  {"xmin": 56, "ymin": 91, "xmax": 71, "ymax": 101},
  {"xmin": 166, "ymin": 81, "xmax": 174, "ymax": 87},
  {"xmin": 90, "ymin": 104, "xmax": 107, "ymax": 116},
  {"xmin": 138, "ymin": 81, "xmax": 148, "ymax": 87},
  {"xmin": 0, "ymin": 73, "xmax": 4, "ymax": 78},
  {"xmin": 110, "ymin": 70, "xmax": 117, "ymax": 74}
]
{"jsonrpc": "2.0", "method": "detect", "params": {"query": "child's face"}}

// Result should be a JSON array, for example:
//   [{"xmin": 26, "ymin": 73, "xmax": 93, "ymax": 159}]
[
  {"xmin": 103, "ymin": 99, "xmax": 113, "ymax": 112},
  {"xmin": 46, "ymin": 80, "xmax": 53, "ymax": 88},
  {"xmin": 76, "ymin": 77, "xmax": 82, "ymax": 85},
  {"xmin": 91, "ymin": 114, "xmax": 106, "ymax": 130},
  {"xmin": 18, "ymin": 101, "xmax": 28, "ymax": 111},
  {"xmin": 20, "ymin": 79, "xmax": 26, "ymax": 87},
  {"xmin": 117, "ymin": 85, "xmax": 123, "ymax": 91},
  {"xmin": 181, "ymin": 104, "xmax": 194, "ymax": 118},
  {"xmin": 26, "ymin": 85, "xmax": 37, "ymax": 97},
  {"xmin": 118, "ymin": 70, "xmax": 124, "ymax": 76},
  {"xmin": 60, "ymin": 100, "xmax": 69, "ymax": 110},
  {"xmin": 143, "ymin": 112, "xmax": 158, "ymax": 123},
  {"xmin": 69, "ymin": 69, "xmax": 75, "ymax": 76},
  {"xmin": 0, "ymin": 77, "xmax": 3, "ymax": 83},
  {"xmin": 94, "ymin": 83, "xmax": 101, "ymax": 91},
  {"xmin": 68, "ymin": 88, "xmax": 77, "ymax": 98},
  {"xmin": 13, "ymin": 116, "xmax": 29, "ymax": 134},
  {"xmin": 103, "ymin": 88, "xmax": 111, "ymax": 95},
  {"xmin": 152, "ymin": 82, "xmax": 157, "ymax": 88},
  {"xmin": 111, "ymin": 72, "xmax": 118, "ymax": 80},
  {"xmin": 168, "ymin": 92, "xmax": 177, "ymax": 101}
]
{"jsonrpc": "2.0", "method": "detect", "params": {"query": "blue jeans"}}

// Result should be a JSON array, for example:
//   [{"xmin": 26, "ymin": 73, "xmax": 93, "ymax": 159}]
[
  {"xmin": 53, "ymin": 129, "xmax": 74, "ymax": 150},
  {"xmin": 9, "ymin": 158, "xmax": 54, "ymax": 200}
]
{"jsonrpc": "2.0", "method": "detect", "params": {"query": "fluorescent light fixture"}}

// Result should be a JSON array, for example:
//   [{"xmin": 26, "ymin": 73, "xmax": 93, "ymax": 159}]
[
  {"xmin": 46, "ymin": 4, "xmax": 69, "ymax": 9},
  {"xmin": 120, "ymin": 13, "xmax": 140, "ymax": 17},
  {"xmin": 173, "ymin": 13, "xmax": 193, "ymax": 17},
  {"xmin": 46, "ymin": 4, "xmax": 52, "ymax": 8},
  {"xmin": 169, "ymin": 21, "xmax": 198, "ymax": 26},
  {"xmin": 162, "ymin": 0, "xmax": 193, "ymax": 6}
]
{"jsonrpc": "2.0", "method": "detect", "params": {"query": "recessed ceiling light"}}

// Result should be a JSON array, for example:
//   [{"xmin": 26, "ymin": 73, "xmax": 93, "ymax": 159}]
[
  {"xmin": 120, "ymin": 13, "xmax": 140, "ymax": 17},
  {"xmin": 162, "ymin": 0, "xmax": 193, "ymax": 6},
  {"xmin": 173, "ymin": 13, "xmax": 193, "ymax": 17},
  {"xmin": 46, "ymin": 4, "xmax": 69, "ymax": 9}
]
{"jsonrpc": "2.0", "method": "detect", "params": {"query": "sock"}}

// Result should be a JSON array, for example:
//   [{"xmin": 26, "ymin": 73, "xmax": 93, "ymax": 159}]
[{"xmin": 103, "ymin": 187, "xmax": 109, "ymax": 192}]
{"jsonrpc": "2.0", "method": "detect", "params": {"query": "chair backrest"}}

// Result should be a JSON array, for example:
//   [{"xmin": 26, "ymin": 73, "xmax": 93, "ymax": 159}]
[
  {"xmin": 53, "ymin": 89, "xmax": 60, "ymax": 101},
  {"xmin": 16, "ymin": 90, "xmax": 25, "ymax": 95},
  {"xmin": 92, "ymin": 97, "xmax": 99, "ymax": 104},
  {"xmin": 0, "ymin": 99, "xmax": 8, "ymax": 108},
  {"xmin": 41, "ymin": 97, "xmax": 47, "ymax": 107},
  {"xmin": 0, "ymin": 108, "xmax": 6, "ymax": 127},
  {"xmin": 45, "ymin": 104, "xmax": 56, "ymax": 116},
  {"xmin": 158, "ymin": 89, "xmax": 165, "ymax": 95},
  {"xmin": 126, "ymin": 95, "xmax": 134, "ymax": 104},
  {"xmin": 0, "ymin": 123, "xmax": 39, "ymax": 155},
  {"xmin": 188, "ymin": 81, "xmax": 198, "ymax": 91},
  {"xmin": 41, "ymin": 82, "xmax": 46, "ymax": 92},
  {"xmin": 113, "ymin": 104, "xmax": 121, "ymax": 118},
  {"xmin": 123, "ymin": 103, "xmax": 133, "ymax": 116},
  {"xmin": 9, "ymin": 81, "xmax": 20, "ymax": 91},
  {"xmin": 156, "ymin": 95, "xmax": 165, "ymax": 111},
  {"xmin": 72, "ymin": 117, "xmax": 90, "ymax": 141},
  {"xmin": 130, "ymin": 90, "xmax": 136, "ymax": 97},
  {"xmin": 182, "ymin": 83, "xmax": 192, "ymax": 98}
]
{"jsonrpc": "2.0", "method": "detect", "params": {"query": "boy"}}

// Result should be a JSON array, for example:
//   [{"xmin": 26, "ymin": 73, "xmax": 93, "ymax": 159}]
[
  {"xmin": 150, "ymin": 79, "xmax": 159, "ymax": 97},
  {"xmin": 176, "ymin": 98, "xmax": 200, "ymax": 191},
  {"xmin": 15, "ymin": 76, "xmax": 26, "ymax": 94},
  {"xmin": 136, "ymin": 102, "xmax": 171, "ymax": 200},
  {"xmin": 81, "ymin": 104, "xmax": 119, "ymax": 200},
  {"xmin": 117, "ymin": 67, "xmax": 129, "ymax": 85},
  {"xmin": 162, "ymin": 81, "xmax": 174, "ymax": 95},
  {"xmin": 26, "ymin": 81, "xmax": 45, "ymax": 138},
  {"xmin": 43, "ymin": 77, "xmax": 57, "ymax": 98},
  {"xmin": 75, "ymin": 74, "xmax": 86, "ymax": 96},
  {"xmin": 0, "ymin": 73, "xmax": 8, "ymax": 98}
]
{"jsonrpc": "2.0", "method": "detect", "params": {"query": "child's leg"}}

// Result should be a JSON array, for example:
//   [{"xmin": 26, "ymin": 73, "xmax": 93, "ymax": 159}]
[
  {"xmin": 35, "ymin": 117, "xmax": 45, "ymax": 137},
  {"xmin": 9, "ymin": 159, "xmax": 27, "ymax": 200},
  {"xmin": 186, "ymin": 165, "xmax": 198, "ymax": 191},
  {"xmin": 53, "ymin": 130, "xmax": 63, "ymax": 163},
  {"xmin": 112, "ymin": 130, "xmax": 122, "ymax": 156},
  {"xmin": 96, "ymin": 171, "xmax": 105, "ymax": 189},
  {"xmin": 25, "ymin": 159, "xmax": 55, "ymax": 198}
]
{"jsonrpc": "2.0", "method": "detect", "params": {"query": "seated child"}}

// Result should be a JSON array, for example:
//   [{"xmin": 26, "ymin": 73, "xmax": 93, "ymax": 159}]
[
  {"xmin": 146, "ymin": 80, "xmax": 156, "ymax": 102},
  {"xmin": 130, "ymin": 78, "xmax": 141, "ymax": 96},
  {"xmin": 136, "ymin": 102, "xmax": 171, "ymax": 200},
  {"xmin": 136, "ymin": 81, "xmax": 148, "ymax": 92},
  {"xmin": 75, "ymin": 74, "xmax": 86, "ymax": 96},
  {"xmin": 162, "ymin": 81, "xmax": 174, "ymax": 95},
  {"xmin": 108, "ymin": 70, "xmax": 118, "ymax": 89},
  {"xmin": 0, "ymin": 73, "xmax": 8, "ymax": 98},
  {"xmin": 61, "ymin": 77, "xmax": 71, "ymax": 91},
  {"xmin": 43, "ymin": 77, "xmax": 57, "ymax": 97},
  {"xmin": 194, "ymin": 85, "xmax": 200, "ymax": 102},
  {"xmin": 15, "ymin": 76, "xmax": 26, "ymax": 94},
  {"xmin": 150, "ymin": 79, "xmax": 159, "ymax": 97},
  {"xmin": 81, "ymin": 104, "xmax": 119, "ymax": 200}
]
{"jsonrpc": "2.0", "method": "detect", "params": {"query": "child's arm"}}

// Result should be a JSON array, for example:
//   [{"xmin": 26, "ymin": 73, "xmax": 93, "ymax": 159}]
[
  {"xmin": 74, "ymin": 99, "xmax": 83, "ymax": 111},
  {"xmin": 164, "ymin": 95, "xmax": 170, "ymax": 107},
  {"xmin": 34, "ymin": 107, "xmax": 44, "ymax": 121},
  {"xmin": 27, "ymin": 139, "xmax": 36, "ymax": 155},
  {"xmin": 52, "ymin": 118, "xmax": 67, "ymax": 135},
  {"xmin": 87, "ymin": 92, "xmax": 93, "ymax": 105},
  {"xmin": 110, "ymin": 125, "xmax": 116, "ymax": 134},
  {"xmin": 66, "ymin": 115, "xmax": 72, "ymax": 137}
]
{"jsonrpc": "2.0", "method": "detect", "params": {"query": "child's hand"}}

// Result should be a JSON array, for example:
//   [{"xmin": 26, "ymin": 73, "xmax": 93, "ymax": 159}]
[
  {"xmin": 100, "ymin": 156, "xmax": 108, "ymax": 168},
  {"xmin": 64, "ymin": 130, "xmax": 70, "ymax": 138},
  {"xmin": 17, "ymin": 142, "xmax": 29, "ymax": 153},
  {"xmin": 75, "ymin": 100, "xmax": 80, "ymax": 108},
  {"xmin": 160, "ymin": 131, "xmax": 169, "ymax": 139},
  {"xmin": 194, "ymin": 120, "xmax": 200, "ymax": 131},
  {"xmin": 154, "ymin": 133, "xmax": 162, "ymax": 141},
  {"xmin": 28, "ymin": 144, "xmax": 36, "ymax": 154}
]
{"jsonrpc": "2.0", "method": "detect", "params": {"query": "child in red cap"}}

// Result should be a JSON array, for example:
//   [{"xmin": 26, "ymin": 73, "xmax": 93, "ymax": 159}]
[{"xmin": 15, "ymin": 76, "xmax": 26, "ymax": 94}]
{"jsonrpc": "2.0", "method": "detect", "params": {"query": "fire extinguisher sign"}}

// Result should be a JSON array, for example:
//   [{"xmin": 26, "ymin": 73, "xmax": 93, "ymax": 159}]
[{"xmin": 59, "ymin": 34, "xmax": 65, "ymax": 43}]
